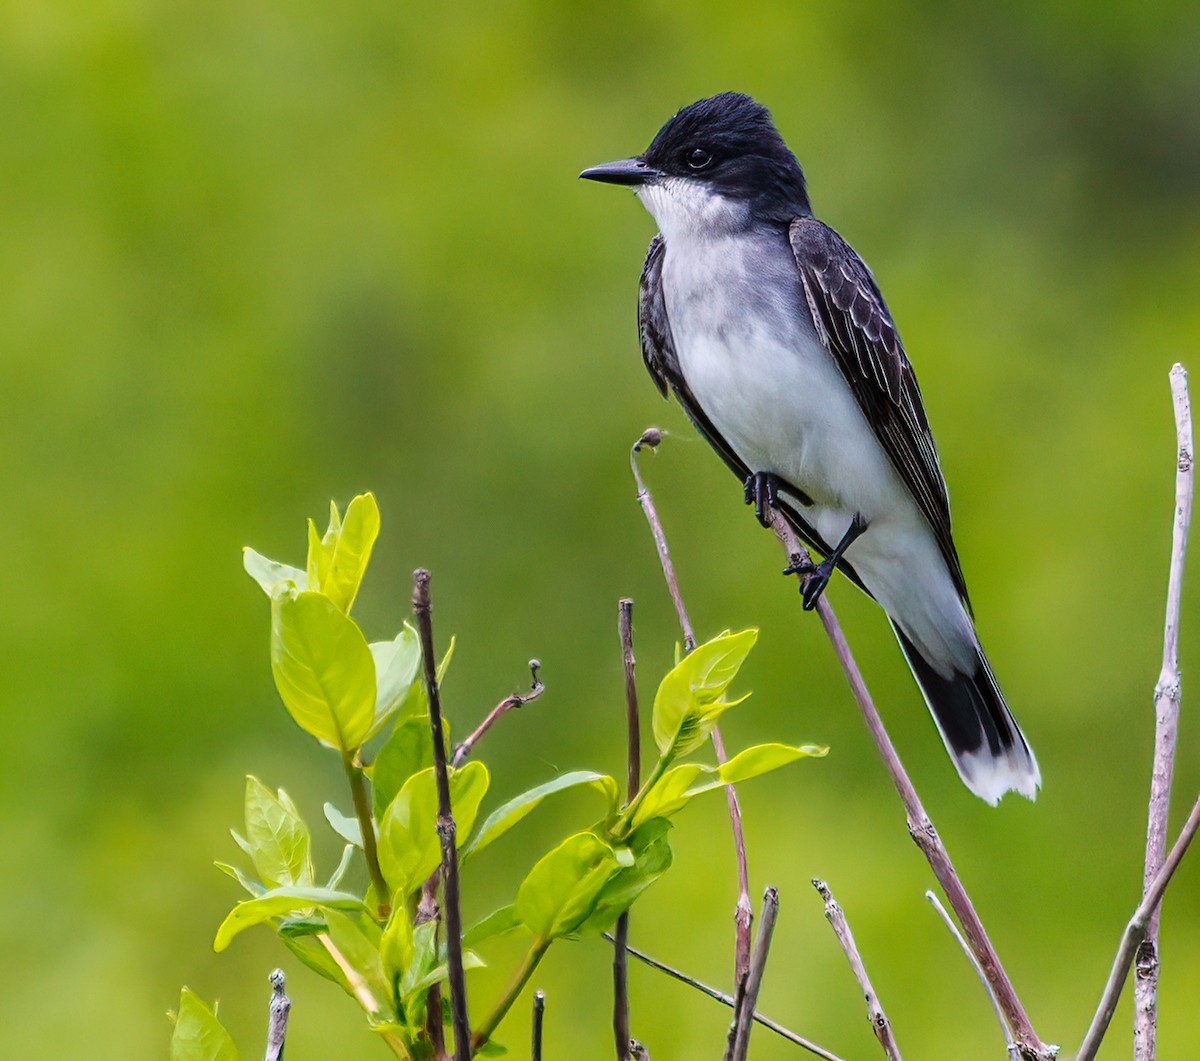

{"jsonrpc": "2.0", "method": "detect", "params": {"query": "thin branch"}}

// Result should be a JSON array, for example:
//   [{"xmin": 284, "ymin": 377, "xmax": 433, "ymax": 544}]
[
  {"xmin": 613, "ymin": 599, "xmax": 639, "ymax": 1061},
  {"xmin": 342, "ymin": 753, "xmax": 390, "ymax": 918},
  {"xmin": 631, "ymin": 429, "xmax": 694, "ymax": 650},
  {"xmin": 730, "ymin": 887, "xmax": 781, "ymax": 1061},
  {"xmin": 1078, "ymin": 792, "xmax": 1200, "ymax": 1060},
  {"xmin": 767, "ymin": 510, "xmax": 1054, "ymax": 1061},
  {"xmin": 602, "ymin": 933, "xmax": 844, "ymax": 1061},
  {"xmin": 413, "ymin": 569, "xmax": 471, "ymax": 1061},
  {"xmin": 317, "ymin": 933, "xmax": 408, "ymax": 1057},
  {"xmin": 1134, "ymin": 362, "xmax": 1193, "ymax": 1059},
  {"xmin": 924, "ymin": 890, "xmax": 1017, "ymax": 1060},
  {"xmin": 813, "ymin": 880, "xmax": 901, "ymax": 1061},
  {"xmin": 630, "ymin": 429, "xmax": 754, "ymax": 1002},
  {"xmin": 451, "ymin": 660, "xmax": 544, "ymax": 767},
  {"xmin": 265, "ymin": 969, "xmax": 290, "ymax": 1061},
  {"xmin": 531, "ymin": 990, "xmax": 545, "ymax": 1061}
]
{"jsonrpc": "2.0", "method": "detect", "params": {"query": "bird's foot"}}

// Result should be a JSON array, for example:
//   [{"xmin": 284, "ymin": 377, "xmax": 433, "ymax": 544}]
[
  {"xmin": 782, "ymin": 556, "xmax": 835, "ymax": 611},
  {"xmin": 743, "ymin": 471, "xmax": 783, "ymax": 528}
]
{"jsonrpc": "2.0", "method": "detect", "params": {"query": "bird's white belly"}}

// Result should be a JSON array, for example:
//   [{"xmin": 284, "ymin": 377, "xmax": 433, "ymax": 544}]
[{"xmin": 663, "ymin": 238, "xmax": 906, "ymax": 529}]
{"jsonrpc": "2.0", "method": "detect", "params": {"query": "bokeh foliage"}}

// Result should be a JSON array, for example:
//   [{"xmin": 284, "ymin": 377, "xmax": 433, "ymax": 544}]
[{"xmin": 3, "ymin": 0, "xmax": 1200, "ymax": 1056}]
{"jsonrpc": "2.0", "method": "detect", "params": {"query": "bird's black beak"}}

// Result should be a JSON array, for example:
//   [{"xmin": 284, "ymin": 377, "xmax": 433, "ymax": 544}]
[{"xmin": 578, "ymin": 157, "xmax": 659, "ymax": 186}]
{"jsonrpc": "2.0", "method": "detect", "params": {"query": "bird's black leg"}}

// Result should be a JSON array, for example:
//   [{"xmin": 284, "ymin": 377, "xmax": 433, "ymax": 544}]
[
  {"xmin": 743, "ymin": 471, "xmax": 783, "ymax": 528},
  {"xmin": 783, "ymin": 513, "xmax": 868, "ymax": 611}
]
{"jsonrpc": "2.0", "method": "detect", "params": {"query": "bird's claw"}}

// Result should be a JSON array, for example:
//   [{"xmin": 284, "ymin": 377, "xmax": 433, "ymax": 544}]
[
  {"xmin": 800, "ymin": 559, "xmax": 836, "ymax": 611},
  {"xmin": 743, "ymin": 471, "xmax": 782, "ymax": 528},
  {"xmin": 782, "ymin": 555, "xmax": 833, "ymax": 610}
]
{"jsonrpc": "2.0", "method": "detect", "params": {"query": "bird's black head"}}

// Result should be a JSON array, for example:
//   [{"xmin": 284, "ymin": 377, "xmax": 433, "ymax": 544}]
[{"xmin": 581, "ymin": 92, "xmax": 811, "ymax": 223}]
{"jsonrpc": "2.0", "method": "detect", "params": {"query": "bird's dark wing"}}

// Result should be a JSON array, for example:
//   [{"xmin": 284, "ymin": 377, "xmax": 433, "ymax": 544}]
[
  {"xmin": 788, "ymin": 216, "xmax": 969, "ymax": 605},
  {"xmin": 638, "ymin": 233, "xmax": 868, "ymax": 594}
]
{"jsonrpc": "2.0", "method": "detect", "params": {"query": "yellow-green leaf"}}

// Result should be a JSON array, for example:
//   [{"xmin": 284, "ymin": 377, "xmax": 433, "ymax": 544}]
[
  {"xmin": 270, "ymin": 590, "xmax": 376, "ymax": 750},
  {"xmin": 243, "ymin": 776, "xmax": 313, "ymax": 888},
  {"xmin": 213, "ymin": 887, "xmax": 366, "ymax": 952},
  {"xmin": 652, "ymin": 629, "xmax": 758, "ymax": 760},
  {"xmin": 377, "ymin": 762, "xmax": 490, "ymax": 897},
  {"xmin": 170, "ymin": 988, "xmax": 240, "ymax": 1061},
  {"xmin": 515, "ymin": 832, "xmax": 619, "ymax": 939}
]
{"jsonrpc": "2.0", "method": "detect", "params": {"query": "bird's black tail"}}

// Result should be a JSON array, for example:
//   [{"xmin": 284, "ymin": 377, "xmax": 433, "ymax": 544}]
[{"xmin": 891, "ymin": 623, "xmax": 1040, "ymax": 805}]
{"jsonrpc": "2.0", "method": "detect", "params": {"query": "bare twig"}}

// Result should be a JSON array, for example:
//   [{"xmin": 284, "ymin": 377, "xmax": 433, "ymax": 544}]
[
  {"xmin": 413, "ymin": 569, "xmax": 471, "ymax": 1061},
  {"xmin": 768, "ymin": 511, "xmax": 1054, "ymax": 1061},
  {"xmin": 317, "ymin": 933, "xmax": 408, "ymax": 1057},
  {"xmin": 925, "ymin": 891, "xmax": 1017, "ymax": 1060},
  {"xmin": 531, "ymin": 990, "xmax": 545, "ymax": 1061},
  {"xmin": 602, "ymin": 933, "xmax": 843, "ymax": 1061},
  {"xmin": 813, "ymin": 880, "xmax": 901, "ymax": 1061},
  {"xmin": 265, "ymin": 969, "xmax": 289, "ymax": 1061},
  {"xmin": 451, "ymin": 660, "xmax": 544, "ymax": 767},
  {"xmin": 614, "ymin": 599, "xmax": 639, "ymax": 1060},
  {"xmin": 1134, "ymin": 363, "xmax": 1193, "ymax": 1059},
  {"xmin": 1078, "ymin": 792, "xmax": 1200, "ymax": 1059},
  {"xmin": 630, "ymin": 430, "xmax": 754, "ymax": 1003},
  {"xmin": 730, "ymin": 887, "xmax": 781, "ymax": 1061},
  {"xmin": 631, "ymin": 429, "xmax": 694, "ymax": 650}
]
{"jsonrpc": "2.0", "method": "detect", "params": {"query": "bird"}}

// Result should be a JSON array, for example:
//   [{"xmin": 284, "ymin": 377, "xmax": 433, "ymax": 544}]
[{"xmin": 580, "ymin": 92, "xmax": 1039, "ymax": 804}]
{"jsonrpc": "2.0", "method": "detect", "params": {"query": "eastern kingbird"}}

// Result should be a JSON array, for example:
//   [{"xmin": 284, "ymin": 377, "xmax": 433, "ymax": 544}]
[{"xmin": 581, "ymin": 92, "xmax": 1039, "ymax": 804}]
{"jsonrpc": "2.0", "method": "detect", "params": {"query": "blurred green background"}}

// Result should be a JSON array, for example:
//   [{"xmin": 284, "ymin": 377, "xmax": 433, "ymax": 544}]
[{"xmin": 4, "ymin": 0, "xmax": 1200, "ymax": 1056}]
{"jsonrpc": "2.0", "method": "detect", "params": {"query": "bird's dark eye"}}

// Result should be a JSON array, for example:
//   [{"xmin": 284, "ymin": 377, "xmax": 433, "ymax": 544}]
[{"xmin": 686, "ymin": 147, "xmax": 713, "ymax": 170}]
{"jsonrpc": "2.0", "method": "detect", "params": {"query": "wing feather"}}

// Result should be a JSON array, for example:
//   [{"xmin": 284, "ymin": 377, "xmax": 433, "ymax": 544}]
[{"xmin": 789, "ymin": 217, "xmax": 969, "ymax": 605}]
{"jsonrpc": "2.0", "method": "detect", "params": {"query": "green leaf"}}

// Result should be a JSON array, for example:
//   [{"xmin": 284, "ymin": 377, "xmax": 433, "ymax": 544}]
[
  {"xmin": 405, "ymin": 951, "xmax": 486, "ymax": 996},
  {"xmin": 323, "ymin": 908, "xmax": 394, "ymax": 1020},
  {"xmin": 399, "ymin": 919, "xmax": 438, "ymax": 1000},
  {"xmin": 170, "ymin": 988, "xmax": 240, "ymax": 1061},
  {"xmin": 213, "ymin": 861, "xmax": 264, "ymax": 897},
  {"xmin": 213, "ymin": 886, "xmax": 366, "ymax": 952},
  {"xmin": 279, "ymin": 932, "xmax": 350, "ymax": 990},
  {"xmin": 686, "ymin": 742, "xmax": 828, "ymax": 796},
  {"xmin": 367, "ymin": 628, "xmax": 421, "ymax": 740},
  {"xmin": 243, "ymin": 776, "xmax": 313, "ymax": 888},
  {"xmin": 270, "ymin": 589, "xmax": 376, "ymax": 750},
  {"xmin": 515, "ymin": 832, "xmax": 619, "ymax": 940},
  {"xmin": 462, "ymin": 904, "xmax": 522, "ymax": 949},
  {"xmin": 377, "ymin": 762, "xmax": 489, "ymax": 897},
  {"xmin": 629, "ymin": 764, "xmax": 705, "ymax": 830},
  {"xmin": 371, "ymin": 714, "xmax": 437, "ymax": 820},
  {"xmin": 323, "ymin": 803, "xmax": 364, "ymax": 848},
  {"xmin": 462, "ymin": 771, "xmax": 618, "ymax": 860},
  {"xmin": 580, "ymin": 818, "xmax": 674, "ymax": 933},
  {"xmin": 243, "ymin": 548, "xmax": 307, "ymax": 597},
  {"xmin": 380, "ymin": 907, "xmax": 415, "ymax": 986},
  {"xmin": 321, "ymin": 493, "xmax": 381, "ymax": 613},
  {"xmin": 652, "ymin": 629, "xmax": 758, "ymax": 760},
  {"xmin": 326, "ymin": 844, "xmax": 356, "ymax": 890}
]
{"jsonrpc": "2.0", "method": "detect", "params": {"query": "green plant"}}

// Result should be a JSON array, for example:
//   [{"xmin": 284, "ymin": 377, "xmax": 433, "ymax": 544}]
[{"xmin": 170, "ymin": 492, "xmax": 824, "ymax": 1059}]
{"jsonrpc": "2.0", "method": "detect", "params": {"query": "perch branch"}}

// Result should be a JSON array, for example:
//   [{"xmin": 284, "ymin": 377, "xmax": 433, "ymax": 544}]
[
  {"xmin": 265, "ymin": 969, "xmax": 290, "ymax": 1061},
  {"xmin": 630, "ymin": 429, "xmax": 754, "ymax": 1002},
  {"xmin": 603, "ymin": 933, "xmax": 843, "ymax": 1060},
  {"xmin": 925, "ymin": 890, "xmax": 1017, "ymax": 1059},
  {"xmin": 767, "ymin": 510, "xmax": 1053, "ymax": 1061},
  {"xmin": 613, "ymin": 599, "xmax": 639, "ymax": 1060},
  {"xmin": 729, "ymin": 887, "xmax": 781, "ymax": 1061},
  {"xmin": 1134, "ymin": 362, "xmax": 1193, "ymax": 1059},
  {"xmin": 451, "ymin": 660, "xmax": 544, "ymax": 767},
  {"xmin": 1078, "ymin": 792, "xmax": 1200, "ymax": 1059},
  {"xmin": 413, "ymin": 569, "xmax": 471, "ymax": 1061},
  {"xmin": 814, "ymin": 880, "xmax": 901, "ymax": 1061}
]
